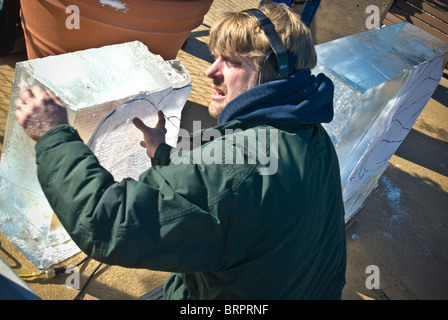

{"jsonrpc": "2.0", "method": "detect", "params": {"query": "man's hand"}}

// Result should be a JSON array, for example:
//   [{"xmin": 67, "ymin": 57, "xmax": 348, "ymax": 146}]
[
  {"xmin": 132, "ymin": 110, "xmax": 167, "ymax": 158},
  {"xmin": 15, "ymin": 85, "xmax": 68, "ymax": 141}
]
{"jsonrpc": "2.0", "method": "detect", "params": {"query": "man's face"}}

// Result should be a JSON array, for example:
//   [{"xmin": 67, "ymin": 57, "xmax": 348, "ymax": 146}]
[{"xmin": 205, "ymin": 54, "xmax": 258, "ymax": 119}]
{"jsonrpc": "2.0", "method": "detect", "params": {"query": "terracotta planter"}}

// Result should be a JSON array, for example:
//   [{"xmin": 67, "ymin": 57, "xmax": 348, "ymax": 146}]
[{"xmin": 20, "ymin": 0, "xmax": 214, "ymax": 60}]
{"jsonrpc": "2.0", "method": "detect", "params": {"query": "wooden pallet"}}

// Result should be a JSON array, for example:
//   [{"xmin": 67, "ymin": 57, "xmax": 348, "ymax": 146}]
[{"xmin": 383, "ymin": 0, "xmax": 448, "ymax": 43}]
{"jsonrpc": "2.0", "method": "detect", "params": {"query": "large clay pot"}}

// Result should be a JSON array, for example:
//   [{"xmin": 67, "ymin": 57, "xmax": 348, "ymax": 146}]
[{"xmin": 20, "ymin": 0, "xmax": 214, "ymax": 60}]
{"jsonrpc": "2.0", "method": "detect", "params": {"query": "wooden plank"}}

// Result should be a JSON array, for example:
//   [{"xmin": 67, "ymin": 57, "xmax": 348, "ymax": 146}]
[
  {"xmin": 380, "ymin": 0, "xmax": 398, "ymax": 23},
  {"xmin": 395, "ymin": 0, "xmax": 448, "ymax": 32},
  {"xmin": 390, "ymin": 5, "xmax": 448, "ymax": 42},
  {"xmin": 425, "ymin": 0, "xmax": 448, "ymax": 12},
  {"xmin": 405, "ymin": 0, "xmax": 448, "ymax": 22},
  {"xmin": 383, "ymin": 11, "xmax": 407, "ymax": 25},
  {"xmin": 395, "ymin": 0, "xmax": 448, "ymax": 34},
  {"xmin": 383, "ymin": 17, "xmax": 397, "ymax": 25}
]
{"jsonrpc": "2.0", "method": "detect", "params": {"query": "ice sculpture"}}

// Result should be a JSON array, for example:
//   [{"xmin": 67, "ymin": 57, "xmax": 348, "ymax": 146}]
[
  {"xmin": 0, "ymin": 41, "xmax": 191, "ymax": 268},
  {"xmin": 313, "ymin": 22, "xmax": 448, "ymax": 222}
]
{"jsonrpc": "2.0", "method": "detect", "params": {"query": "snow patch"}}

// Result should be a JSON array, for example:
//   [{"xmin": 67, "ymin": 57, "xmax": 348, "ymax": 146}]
[
  {"xmin": 99, "ymin": 0, "xmax": 128, "ymax": 12},
  {"xmin": 381, "ymin": 175, "xmax": 407, "ymax": 231}
]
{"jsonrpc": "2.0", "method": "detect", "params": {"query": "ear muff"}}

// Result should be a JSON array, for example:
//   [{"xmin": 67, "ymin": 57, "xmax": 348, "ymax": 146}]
[
  {"xmin": 258, "ymin": 50, "xmax": 278, "ymax": 84},
  {"xmin": 258, "ymin": 50, "xmax": 298, "ymax": 84},
  {"xmin": 244, "ymin": 8, "xmax": 296, "ymax": 84}
]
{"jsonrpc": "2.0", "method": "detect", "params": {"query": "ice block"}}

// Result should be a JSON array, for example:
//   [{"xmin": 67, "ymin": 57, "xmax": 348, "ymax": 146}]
[
  {"xmin": 0, "ymin": 41, "xmax": 191, "ymax": 268},
  {"xmin": 313, "ymin": 23, "xmax": 448, "ymax": 222}
]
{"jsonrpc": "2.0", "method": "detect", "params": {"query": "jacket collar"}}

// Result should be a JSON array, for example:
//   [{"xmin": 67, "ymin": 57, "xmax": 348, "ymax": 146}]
[{"xmin": 218, "ymin": 69, "xmax": 334, "ymax": 126}]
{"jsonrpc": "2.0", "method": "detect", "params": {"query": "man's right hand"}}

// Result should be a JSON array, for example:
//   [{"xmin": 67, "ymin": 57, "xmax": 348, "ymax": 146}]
[{"xmin": 15, "ymin": 85, "xmax": 68, "ymax": 141}]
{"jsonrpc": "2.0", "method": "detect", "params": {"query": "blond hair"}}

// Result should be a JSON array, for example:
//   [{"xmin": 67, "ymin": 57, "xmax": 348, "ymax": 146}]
[{"xmin": 209, "ymin": 3, "xmax": 317, "ymax": 74}]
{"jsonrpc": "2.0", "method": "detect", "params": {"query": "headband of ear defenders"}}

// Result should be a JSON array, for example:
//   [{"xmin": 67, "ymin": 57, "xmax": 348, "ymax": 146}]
[{"xmin": 244, "ymin": 8, "xmax": 293, "ymax": 80}]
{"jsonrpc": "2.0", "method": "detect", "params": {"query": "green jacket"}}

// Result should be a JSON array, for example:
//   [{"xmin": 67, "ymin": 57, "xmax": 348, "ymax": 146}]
[
  {"xmin": 36, "ymin": 118, "xmax": 346, "ymax": 299},
  {"xmin": 36, "ymin": 69, "xmax": 346, "ymax": 299}
]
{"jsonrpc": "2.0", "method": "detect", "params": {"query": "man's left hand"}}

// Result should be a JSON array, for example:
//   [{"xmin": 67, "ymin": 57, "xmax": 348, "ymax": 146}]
[
  {"xmin": 132, "ymin": 110, "xmax": 167, "ymax": 159},
  {"xmin": 15, "ymin": 85, "xmax": 68, "ymax": 141}
]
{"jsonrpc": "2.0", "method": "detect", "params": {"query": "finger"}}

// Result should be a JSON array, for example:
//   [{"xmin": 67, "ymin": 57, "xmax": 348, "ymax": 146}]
[
  {"xmin": 15, "ymin": 98, "xmax": 26, "ymax": 110},
  {"xmin": 14, "ymin": 109, "xmax": 26, "ymax": 126},
  {"xmin": 156, "ymin": 110, "xmax": 166, "ymax": 130},
  {"xmin": 139, "ymin": 141, "xmax": 147, "ymax": 149},
  {"xmin": 31, "ymin": 85, "xmax": 46, "ymax": 100},
  {"xmin": 19, "ymin": 88, "xmax": 33, "ymax": 101},
  {"xmin": 132, "ymin": 117, "xmax": 148, "ymax": 132}
]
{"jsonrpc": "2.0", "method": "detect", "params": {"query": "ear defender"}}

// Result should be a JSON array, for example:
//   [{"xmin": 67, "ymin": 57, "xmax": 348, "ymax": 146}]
[{"xmin": 244, "ymin": 8, "xmax": 296, "ymax": 84}]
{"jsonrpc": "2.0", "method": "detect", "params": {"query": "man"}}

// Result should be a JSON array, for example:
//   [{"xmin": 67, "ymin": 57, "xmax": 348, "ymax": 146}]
[{"xmin": 15, "ymin": 4, "xmax": 346, "ymax": 299}]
